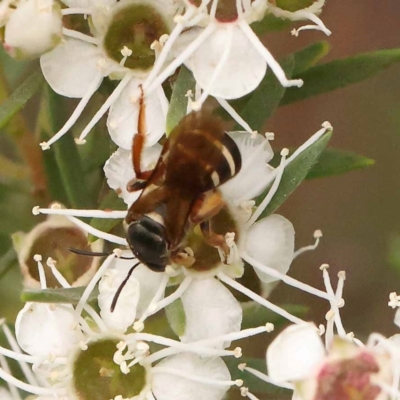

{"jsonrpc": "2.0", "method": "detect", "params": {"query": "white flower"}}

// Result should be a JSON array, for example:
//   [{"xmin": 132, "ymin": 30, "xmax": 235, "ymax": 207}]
[
  {"xmin": 0, "ymin": 251, "xmax": 270, "ymax": 399},
  {"xmin": 267, "ymin": 0, "xmax": 331, "ymax": 37},
  {"xmin": 13, "ymin": 212, "xmax": 103, "ymax": 289},
  {"xmin": 142, "ymin": 0, "xmax": 303, "ymax": 112},
  {"xmin": 3, "ymin": 0, "xmax": 63, "ymax": 59},
  {"xmin": 39, "ymin": 0, "xmax": 177, "ymax": 150}
]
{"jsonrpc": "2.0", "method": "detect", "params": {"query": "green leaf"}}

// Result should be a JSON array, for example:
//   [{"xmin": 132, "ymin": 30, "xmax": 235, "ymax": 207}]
[
  {"xmin": 88, "ymin": 190, "xmax": 126, "ymax": 243},
  {"xmin": 292, "ymin": 41, "xmax": 330, "ymax": 75},
  {"xmin": 388, "ymin": 234, "xmax": 400, "ymax": 272},
  {"xmin": 165, "ymin": 298, "xmax": 186, "ymax": 337},
  {"xmin": 282, "ymin": 48, "xmax": 400, "ymax": 105},
  {"xmin": 234, "ymin": 56, "xmax": 294, "ymax": 132},
  {"xmin": 42, "ymin": 86, "xmax": 91, "ymax": 208},
  {"xmin": 276, "ymin": 0, "xmax": 315, "ymax": 12},
  {"xmin": 0, "ymin": 70, "xmax": 44, "ymax": 129},
  {"xmin": 21, "ymin": 286, "xmax": 99, "ymax": 305},
  {"xmin": 257, "ymin": 129, "xmax": 332, "ymax": 219},
  {"xmin": 166, "ymin": 66, "xmax": 195, "ymax": 135},
  {"xmin": 225, "ymin": 357, "xmax": 290, "ymax": 395},
  {"xmin": 241, "ymin": 301, "xmax": 307, "ymax": 330},
  {"xmin": 251, "ymin": 14, "xmax": 292, "ymax": 36},
  {"xmin": 307, "ymin": 148, "xmax": 375, "ymax": 179}
]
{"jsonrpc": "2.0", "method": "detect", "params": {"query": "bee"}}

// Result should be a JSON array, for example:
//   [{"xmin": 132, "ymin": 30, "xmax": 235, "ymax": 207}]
[
  {"xmin": 73, "ymin": 101, "xmax": 242, "ymax": 312},
  {"xmin": 124, "ymin": 109, "xmax": 242, "ymax": 275}
]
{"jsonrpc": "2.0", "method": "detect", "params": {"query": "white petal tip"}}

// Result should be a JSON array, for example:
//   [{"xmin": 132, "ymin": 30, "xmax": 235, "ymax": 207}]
[
  {"xmin": 75, "ymin": 138, "xmax": 86, "ymax": 145},
  {"xmin": 33, "ymin": 254, "xmax": 42, "ymax": 262},
  {"xmin": 322, "ymin": 121, "xmax": 333, "ymax": 130},
  {"xmin": 40, "ymin": 142, "xmax": 50, "ymax": 150},
  {"xmin": 266, "ymin": 323, "xmax": 275, "ymax": 332},
  {"xmin": 32, "ymin": 206, "xmax": 40, "ymax": 215},
  {"xmin": 314, "ymin": 229, "xmax": 323, "ymax": 238},
  {"xmin": 319, "ymin": 263, "xmax": 329, "ymax": 270}
]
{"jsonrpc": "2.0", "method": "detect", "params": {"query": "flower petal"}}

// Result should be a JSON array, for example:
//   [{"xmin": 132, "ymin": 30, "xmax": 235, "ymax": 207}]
[
  {"xmin": 103, "ymin": 145, "xmax": 162, "ymax": 206},
  {"xmin": 245, "ymin": 214, "xmax": 295, "ymax": 283},
  {"xmin": 152, "ymin": 353, "xmax": 231, "ymax": 400},
  {"xmin": 267, "ymin": 323, "xmax": 325, "ymax": 382},
  {"xmin": 190, "ymin": 25, "xmax": 266, "ymax": 99},
  {"xmin": 220, "ymin": 131, "xmax": 274, "ymax": 204},
  {"xmin": 107, "ymin": 78, "xmax": 167, "ymax": 149},
  {"xmin": 180, "ymin": 278, "xmax": 242, "ymax": 349},
  {"xmin": 40, "ymin": 37, "xmax": 103, "ymax": 98},
  {"xmin": 98, "ymin": 267, "xmax": 140, "ymax": 333},
  {"xmin": 15, "ymin": 302, "xmax": 83, "ymax": 358}
]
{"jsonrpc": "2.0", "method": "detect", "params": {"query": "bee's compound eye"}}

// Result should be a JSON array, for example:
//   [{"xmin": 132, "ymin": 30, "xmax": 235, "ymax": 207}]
[{"xmin": 127, "ymin": 217, "xmax": 168, "ymax": 272}]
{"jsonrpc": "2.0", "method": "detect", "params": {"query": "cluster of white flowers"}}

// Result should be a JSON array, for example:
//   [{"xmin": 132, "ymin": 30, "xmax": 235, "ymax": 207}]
[{"xmin": 6, "ymin": 1, "xmax": 400, "ymax": 400}]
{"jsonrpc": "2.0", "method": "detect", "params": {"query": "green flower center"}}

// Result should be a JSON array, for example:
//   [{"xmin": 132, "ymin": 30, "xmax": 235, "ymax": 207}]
[
  {"xmin": 73, "ymin": 339, "xmax": 147, "ymax": 400},
  {"xmin": 103, "ymin": 3, "xmax": 170, "ymax": 71},
  {"xmin": 189, "ymin": 0, "xmax": 256, "ymax": 22}
]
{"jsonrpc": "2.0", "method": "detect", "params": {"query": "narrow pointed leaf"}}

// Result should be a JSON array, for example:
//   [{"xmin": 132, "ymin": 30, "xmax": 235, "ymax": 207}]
[
  {"xmin": 166, "ymin": 66, "xmax": 195, "ymax": 135},
  {"xmin": 307, "ymin": 148, "xmax": 375, "ymax": 179},
  {"xmin": 21, "ymin": 286, "xmax": 99, "ymax": 305},
  {"xmin": 0, "ymin": 70, "xmax": 44, "ymax": 129},
  {"xmin": 88, "ymin": 190, "xmax": 126, "ymax": 243},
  {"xmin": 241, "ymin": 301, "xmax": 307, "ymax": 329},
  {"xmin": 43, "ymin": 86, "xmax": 91, "ymax": 208},
  {"xmin": 234, "ymin": 56, "xmax": 294, "ymax": 132},
  {"xmin": 282, "ymin": 48, "xmax": 400, "ymax": 105},
  {"xmin": 256, "ymin": 130, "xmax": 332, "ymax": 219},
  {"xmin": 292, "ymin": 41, "xmax": 330, "ymax": 75}
]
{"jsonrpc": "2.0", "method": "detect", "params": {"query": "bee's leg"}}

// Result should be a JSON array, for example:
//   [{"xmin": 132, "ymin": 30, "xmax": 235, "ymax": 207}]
[
  {"xmin": 190, "ymin": 190, "xmax": 230, "ymax": 262},
  {"xmin": 190, "ymin": 190, "xmax": 225, "ymax": 224}
]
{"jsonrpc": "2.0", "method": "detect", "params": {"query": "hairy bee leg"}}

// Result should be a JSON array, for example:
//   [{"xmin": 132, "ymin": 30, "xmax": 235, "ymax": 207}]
[
  {"xmin": 199, "ymin": 220, "xmax": 230, "ymax": 263},
  {"xmin": 190, "ymin": 190, "xmax": 225, "ymax": 224},
  {"xmin": 126, "ymin": 171, "xmax": 154, "ymax": 193}
]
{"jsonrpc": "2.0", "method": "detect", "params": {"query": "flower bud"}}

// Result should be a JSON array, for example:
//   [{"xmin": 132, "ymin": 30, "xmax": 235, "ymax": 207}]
[{"xmin": 4, "ymin": 0, "xmax": 62, "ymax": 59}]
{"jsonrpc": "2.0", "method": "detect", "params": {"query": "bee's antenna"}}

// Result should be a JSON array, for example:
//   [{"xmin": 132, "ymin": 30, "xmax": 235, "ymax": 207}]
[
  {"xmin": 69, "ymin": 248, "xmax": 135, "ymax": 260},
  {"xmin": 110, "ymin": 261, "xmax": 141, "ymax": 312}
]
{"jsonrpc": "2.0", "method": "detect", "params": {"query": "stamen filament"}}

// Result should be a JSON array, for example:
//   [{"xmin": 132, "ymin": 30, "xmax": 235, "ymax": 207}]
[
  {"xmin": 76, "ymin": 254, "xmax": 115, "ymax": 316},
  {"xmin": 246, "ymin": 149, "xmax": 287, "ymax": 227},
  {"xmin": 242, "ymin": 366, "xmax": 294, "ymax": 390},
  {"xmin": 65, "ymin": 216, "xmax": 127, "ymax": 245},
  {"xmin": 1, "ymin": 323, "xmax": 40, "ymax": 386},
  {"xmin": 77, "ymin": 73, "xmax": 133, "ymax": 143},
  {"xmin": 62, "ymin": 28, "xmax": 99, "ymax": 45},
  {"xmin": 0, "ymin": 367, "xmax": 65, "ymax": 396},
  {"xmin": 61, "ymin": 8, "xmax": 92, "ymax": 15},
  {"xmin": 242, "ymin": 253, "xmax": 331, "ymax": 301},
  {"xmin": 238, "ymin": 20, "xmax": 303, "ymax": 88},
  {"xmin": 217, "ymin": 272, "xmax": 304, "ymax": 324},
  {"xmin": 145, "ymin": 23, "xmax": 217, "ymax": 95},
  {"xmin": 39, "ymin": 75, "xmax": 102, "ymax": 149},
  {"xmin": 33, "ymin": 206, "xmax": 127, "ymax": 219},
  {"xmin": 152, "ymin": 276, "xmax": 193, "ymax": 314},
  {"xmin": 0, "ymin": 355, "xmax": 22, "ymax": 400},
  {"xmin": 216, "ymin": 97, "xmax": 255, "ymax": 134},
  {"xmin": 293, "ymin": 230, "xmax": 322, "ymax": 258}
]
